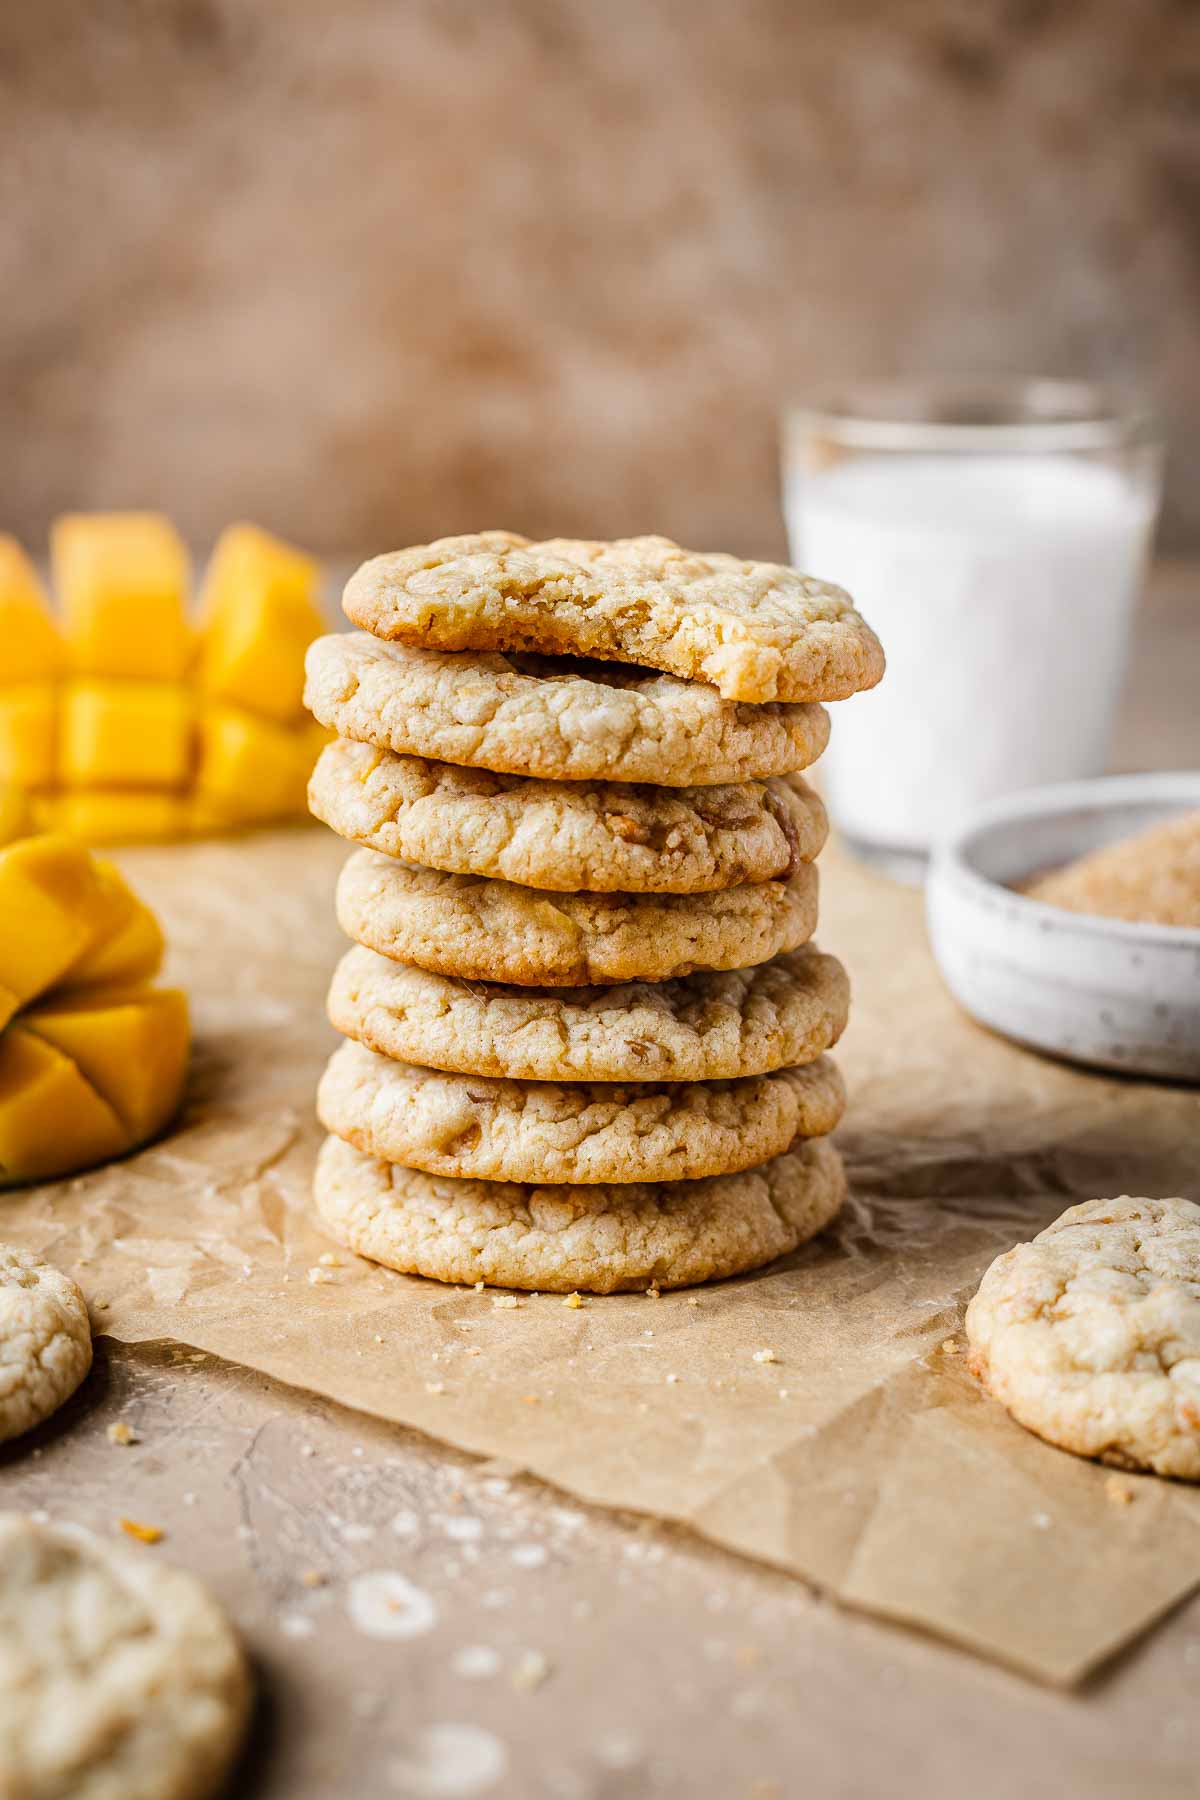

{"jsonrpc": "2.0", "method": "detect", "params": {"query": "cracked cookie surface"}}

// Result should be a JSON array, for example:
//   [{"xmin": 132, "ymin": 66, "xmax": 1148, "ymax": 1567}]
[
  {"xmin": 0, "ymin": 1245, "xmax": 92, "ymax": 1443},
  {"xmin": 305, "ymin": 632, "xmax": 830, "ymax": 786},
  {"xmin": 328, "ymin": 942, "xmax": 849, "ymax": 1082},
  {"xmin": 0, "ymin": 1512, "xmax": 251, "ymax": 1799},
  {"xmin": 335, "ymin": 850, "xmax": 819, "ymax": 985},
  {"xmin": 342, "ymin": 531, "xmax": 884, "ymax": 704},
  {"xmin": 310, "ymin": 738, "xmax": 826, "ymax": 893},
  {"xmin": 313, "ymin": 1131, "xmax": 847, "ymax": 1292},
  {"xmin": 966, "ymin": 1196, "xmax": 1200, "ymax": 1479},
  {"xmin": 318, "ymin": 1038, "xmax": 845, "ymax": 1184}
]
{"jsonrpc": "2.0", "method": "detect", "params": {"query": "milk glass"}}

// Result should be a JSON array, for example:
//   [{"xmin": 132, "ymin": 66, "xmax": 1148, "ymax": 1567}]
[{"xmin": 782, "ymin": 379, "xmax": 1164, "ymax": 881}]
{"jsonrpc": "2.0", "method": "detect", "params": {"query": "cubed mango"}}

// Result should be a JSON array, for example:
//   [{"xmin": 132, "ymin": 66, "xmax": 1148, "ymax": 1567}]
[
  {"xmin": 38, "ymin": 790, "xmax": 193, "ymax": 845},
  {"xmin": 199, "ymin": 522, "xmax": 319, "ymax": 624},
  {"xmin": 23, "ymin": 983, "xmax": 189, "ymax": 1143},
  {"xmin": 53, "ymin": 512, "xmax": 191, "ymax": 680},
  {"xmin": 199, "ymin": 527, "xmax": 323, "ymax": 724},
  {"xmin": 195, "ymin": 706, "xmax": 316, "ymax": 823},
  {"xmin": 0, "ymin": 537, "xmax": 62, "ymax": 684},
  {"xmin": 0, "ymin": 836, "xmax": 109, "ymax": 1005},
  {"xmin": 0, "ymin": 1026, "xmax": 129, "ymax": 1184},
  {"xmin": 67, "ymin": 861, "xmax": 164, "ymax": 987},
  {"xmin": 0, "ymin": 786, "xmax": 31, "ymax": 846},
  {"xmin": 60, "ymin": 679, "xmax": 195, "ymax": 789},
  {"xmin": 0, "ymin": 685, "xmax": 56, "ymax": 788}
]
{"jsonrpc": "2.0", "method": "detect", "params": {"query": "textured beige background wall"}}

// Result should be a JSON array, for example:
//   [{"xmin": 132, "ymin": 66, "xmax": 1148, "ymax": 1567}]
[{"xmin": 2, "ymin": 0, "xmax": 1199, "ymax": 558}]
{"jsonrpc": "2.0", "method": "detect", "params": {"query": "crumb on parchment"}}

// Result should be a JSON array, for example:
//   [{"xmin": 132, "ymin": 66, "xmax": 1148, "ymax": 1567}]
[{"xmin": 119, "ymin": 1518, "xmax": 163, "ymax": 1545}]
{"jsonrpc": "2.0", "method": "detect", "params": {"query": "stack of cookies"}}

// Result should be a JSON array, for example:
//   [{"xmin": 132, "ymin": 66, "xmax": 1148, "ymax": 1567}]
[{"xmin": 304, "ymin": 532, "xmax": 883, "ymax": 1294}]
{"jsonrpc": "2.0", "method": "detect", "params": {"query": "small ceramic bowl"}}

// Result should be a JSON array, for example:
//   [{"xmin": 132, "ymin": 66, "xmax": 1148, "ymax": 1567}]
[{"xmin": 926, "ymin": 772, "xmax": 1200, "ymax": 1080}]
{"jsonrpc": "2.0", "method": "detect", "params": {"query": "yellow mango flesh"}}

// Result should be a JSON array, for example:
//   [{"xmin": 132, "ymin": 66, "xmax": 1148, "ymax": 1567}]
[
  {"xmin": 0, "ymin": 1026, "xmax": 128, "ymax": 1183},
  {"xmin": 0, "ymin": 685, "xmax": 57, "ymax": 788},
  {"xmin": 53, "ymin": 512, "xmax": 191, "ymax": 681},
  {"xmin": 199, "ymin": 526, "xmax": 323, "ymax": 724},
  {"xmin": 0, "ymin": 837, "xmax": 110, "ymax": 1004},
  {"xmin": 37, "ymin": 791, "xmax": 193, "ymax": 845},
  {"xmin": 0, "ymin": 538, "xmax": 62, "ymax": 683},
  {"xmin": 196, "ymin": 706, "xmax": 317, "ymax": 822},
  {"xmin": 0, "ymin": 787, "xmax": 32, "ymax": 846},
  {"xmin": 198, "ymin": 522, "xmax": 319, "ymax": 626},
  {"xmin": 60, "ymin": 680, "xmax": 195, "ymax": 788},
  {"xmin": 68, "ymin": 862, "xmax": 164, "ymax": 987},
  {"xmin": 23, "ymin": 984, "xmax": 189, "ymax": 1142}
]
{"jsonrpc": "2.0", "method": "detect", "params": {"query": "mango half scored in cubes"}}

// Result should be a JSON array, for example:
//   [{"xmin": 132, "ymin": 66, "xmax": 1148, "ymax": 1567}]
[{"xmin": 0, "ymin": 834, "xmax": 188, "ymax": 1184}]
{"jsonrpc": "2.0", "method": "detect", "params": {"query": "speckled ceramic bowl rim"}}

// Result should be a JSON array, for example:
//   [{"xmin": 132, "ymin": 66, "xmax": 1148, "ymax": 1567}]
[{"xmin": 933, "ymin": 771, "xmax": 1200, "ymax": 951}]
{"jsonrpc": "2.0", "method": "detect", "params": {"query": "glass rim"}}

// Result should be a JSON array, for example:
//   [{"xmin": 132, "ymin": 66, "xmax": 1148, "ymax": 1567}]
[{"xmin": 785, "ymin": 375, "xmax": 1162, "ymax": 454}]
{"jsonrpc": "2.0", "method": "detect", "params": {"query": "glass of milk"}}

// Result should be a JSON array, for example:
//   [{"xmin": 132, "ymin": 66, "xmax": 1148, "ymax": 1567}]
[{"xmin": 783, "ymin": 378, "xmax": 1164, "ymax": 881}]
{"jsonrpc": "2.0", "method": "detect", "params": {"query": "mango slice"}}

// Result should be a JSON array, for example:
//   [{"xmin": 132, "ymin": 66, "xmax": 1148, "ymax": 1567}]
[
  {"xmin": 23, "ymin": 984, "xmax": 189, "ymax": 1142},
  {"xmin": 67, "ymin": 861, "xmax": 164, "ymax": 987},
  {"xmin": 60, "ymin": 679, "xmax": 195, "ymax": 789},
  {"xmin": 0, "ymin": 837, "xmax": 110, "ymax": 1005},
  {"xmin": 0, "ymin": 538, "xmax": 62, "ymax": 683},
  {"xmin": 36, "ymin": 791, "xmax": 193, "ymax": 845},
  {"xmin": 0, "ymin": 1026, "xmax": 129, "ymax": 1184},
  {"xmin": 53, "ymin": 512, "xmax": 191, "ymax": 681},
  {"xmin": 0, "ymin": 685, "xmax": 57, "ymax": 788},
  {"xmin": 199, "ymin": 526, "xmax": 323, "ymax": 724},
  {"xmin": 0, "ymin": 787, "xmax": 31, "ymax": 847},
  {"xmin": 196, "ymin": 706, "xmax": 318, "ymax": 823}
]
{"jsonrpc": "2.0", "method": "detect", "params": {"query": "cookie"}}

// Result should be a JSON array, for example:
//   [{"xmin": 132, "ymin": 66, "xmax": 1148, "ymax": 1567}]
[
  {"xmin": 966, "ymin": 1196, "xmax": 1200, "ymax": 1479},
  {"xmin": 328, "ymin": 942, "xmax": 849, "ymax": 1082},
  {"xmin": 309, "ymin": 738, "xmax": 826, "ymax": 894},
  {"xmin": 335, "ymin": 850, "xmax": 819, "ymax": 986},
  {"xmin": 342, "ymin": 532, "xmax": 884, "ymax": 704},
  {"xmin": 0, "ymin": 1513, "xmax": 251, "ymax": 1798},
  {"xmin": 317, "ymin": 1038, "xmax": 845, "ymax": 1185},
  {"xmin": 305, "ymin": 632, "xmax": 830, "ymax": 787},
  {"xmin": 0, "ymin": 1245, "xmax": 91, "ymax": 1443},
  {"xmin": 313, "ymin": 1131, "xmax": 847, "ymax": 1292}
]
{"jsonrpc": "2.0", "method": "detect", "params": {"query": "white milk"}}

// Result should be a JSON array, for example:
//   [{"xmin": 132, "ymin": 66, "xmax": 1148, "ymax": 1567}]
[{"xmin": 785, "ymin": 454, "xmax": 1156, "ymax": 859}]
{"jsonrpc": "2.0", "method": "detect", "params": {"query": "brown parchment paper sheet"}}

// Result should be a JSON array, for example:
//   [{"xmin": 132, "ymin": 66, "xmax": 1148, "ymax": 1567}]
[{"xmin": 5, "ymin": 827, "xmax": 1200, "ymax": 1685}]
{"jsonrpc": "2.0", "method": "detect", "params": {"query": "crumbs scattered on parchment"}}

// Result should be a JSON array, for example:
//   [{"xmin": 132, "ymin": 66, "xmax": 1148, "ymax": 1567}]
[{"xmin": 106, "ymin": 1421, "xmax": 138, "ymax": 1447}]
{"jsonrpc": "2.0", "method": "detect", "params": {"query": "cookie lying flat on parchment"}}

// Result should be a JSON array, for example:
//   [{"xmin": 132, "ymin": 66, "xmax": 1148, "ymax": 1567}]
[
  {"xmin": 313, "ymin": 1131, "xmax": 847, "ymax": 1293},
  {"xmin": 317, "ymin": 1038, "xmax": 845, "ymax": 1185},
  {"xmin": 335, "ymin": 850, "xmax": 820, "ymax": 986},
  {"xmin": 342, "ymin": 531, "xmax": 884, "ymax": 704},
  {"xmin": 0, "ymin": 1245, "xmax": 91, "ymax": 1443},
  {"xmin": 310, "ymin": 738, "xmax": 826, "ymax": 894},
  {"xmin": 966, "ymin": 1196, "xmax": 1200, "ymax": 1479},
  {"xmin": 305, "ymin": 633, "xmax": 830, "ymax": 787},
  {"xmin": 0, "ymin": 1513, "xmax": 251, "ymax": 1799},
  {"xmin": 328, "ymin": 942, "xmax": 849, "ymax": 1083}
]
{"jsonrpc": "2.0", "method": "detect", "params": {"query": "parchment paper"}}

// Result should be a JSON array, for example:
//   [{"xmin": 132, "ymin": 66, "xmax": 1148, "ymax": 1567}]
[{"xmin": 6, "ymin": 826, "xmax": 1200, "ymax": 1685}]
